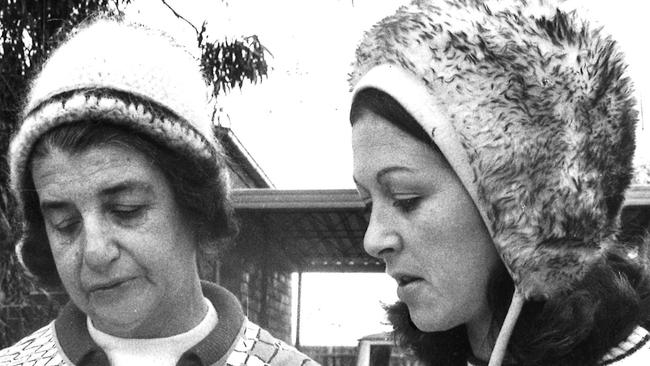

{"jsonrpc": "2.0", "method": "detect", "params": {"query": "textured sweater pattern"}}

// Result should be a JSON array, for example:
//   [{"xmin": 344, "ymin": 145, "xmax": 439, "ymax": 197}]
[{"xmin": 0, "ymin": 282, "xmax": 317, "ymax": 366}]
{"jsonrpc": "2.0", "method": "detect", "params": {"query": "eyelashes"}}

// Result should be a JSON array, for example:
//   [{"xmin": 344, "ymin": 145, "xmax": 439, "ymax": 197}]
[
  {"xmin": 392, "ymin": 197, "xmax": 421, "ymax": 213},
  {"xmin": 47, "ymin": 205, "xmax": 150, "ymax": 239},
  {"xmin": 111, "ymin": 205, "xmax": 146, "ymax": 221},
  {"xmin": 53, "ymin": 217, "xmax": 81, "ymax": 236},
  {"xmin": 361, "ymin": 196, "xmax": 422, "ymax": 218}
]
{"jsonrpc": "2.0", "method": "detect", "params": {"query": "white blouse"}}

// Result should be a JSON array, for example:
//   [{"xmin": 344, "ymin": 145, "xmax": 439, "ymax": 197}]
[{"xmin": 87, "ymin": 298, "xmax": 218, "ymax": 366}]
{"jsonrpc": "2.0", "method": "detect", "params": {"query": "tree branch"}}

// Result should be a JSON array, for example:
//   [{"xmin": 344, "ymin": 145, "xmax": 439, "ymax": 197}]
[{"xmin": 160, "ymin": 0, "xmax": 199, "ymax": 36}]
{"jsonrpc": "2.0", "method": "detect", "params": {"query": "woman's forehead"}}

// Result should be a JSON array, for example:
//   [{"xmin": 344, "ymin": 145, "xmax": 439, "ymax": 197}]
[
  {"xmin": 31, "ymin": 145, "xmax": 164, "ymax": 200},
  {"xmin": 352, "ymin": 114, "xmax": 447, "ymax": 182},
  {"xmin": 352, "ymin": 112, "xmax": 416, "ymax": 147}
]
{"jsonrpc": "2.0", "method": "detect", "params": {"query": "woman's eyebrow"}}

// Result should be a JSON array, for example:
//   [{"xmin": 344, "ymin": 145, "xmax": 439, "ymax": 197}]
[
  {"xmin": 99, "ymin": 180, "xmax": 154, "ymax": 198},
  {"xmin": 353, "ymin": 166, "xmax": 414, "ymax": 187},
  {"xmin": 376, "ymin": 166, "xmax": 414, "ymax": 184},
  {"xmin": 40, "ymin": 200, "xmax": 70, "ymax": 213}
]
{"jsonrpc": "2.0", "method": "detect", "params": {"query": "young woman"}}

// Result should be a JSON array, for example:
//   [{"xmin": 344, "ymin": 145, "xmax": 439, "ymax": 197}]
[
  {"xmin": 0, "ymin": 17, "xmax": 318, "ymax": 366},
  {"xmin": 349, "ymin": 1, "xmax": 650, "ymax": 365}
]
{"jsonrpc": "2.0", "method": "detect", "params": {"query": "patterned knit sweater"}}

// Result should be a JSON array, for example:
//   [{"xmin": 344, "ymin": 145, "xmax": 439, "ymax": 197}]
[
  {"xmin": 466, "ymin": 326, "xmax": 650, "ymax": 366},
  {"xmin": 599, "ymin": 326, "xmax": 650, "ymax": 366},
  {"xmin": 0, "ymin": 282, "xmax": 318, "ymax": 366}
]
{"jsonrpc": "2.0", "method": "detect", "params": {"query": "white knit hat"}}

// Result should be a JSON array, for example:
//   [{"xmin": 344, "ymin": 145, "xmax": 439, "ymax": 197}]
[
  {"xmin": 10, "ymin": 18, "xmax": 222, "ymax": 186},
  {"xmin": 9, "ymin": 17, "xmax": 230, "ymax": 283}
]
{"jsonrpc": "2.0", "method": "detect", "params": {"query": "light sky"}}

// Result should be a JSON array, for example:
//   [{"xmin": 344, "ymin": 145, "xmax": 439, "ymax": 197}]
[
  {"xmin": 128, "ymin": 0, "xmax": 650, "ymax": 189},
  {"xmin": 291, "ymin": 272, "xmax": 397, "ymax": 346},
  {"xmin": 125, "ymin": 0, "xmax": 650, "ymax": 346}
]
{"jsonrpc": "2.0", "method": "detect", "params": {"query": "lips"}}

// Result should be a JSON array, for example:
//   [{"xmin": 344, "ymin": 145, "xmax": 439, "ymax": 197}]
[
  {"xmin": 86, "ymin": 278, "xmax": 133, "ymax": 293},
  {"xmin": 389, "ymin": 271, "xmax": 425, "ymax": 303},
  {"xmin": 397, "ymin": 275, "xmax": 423, "ymax": 287},
  {"xmin": 389, "ymin": 270, "xmax": 424, "ymax": 286}
]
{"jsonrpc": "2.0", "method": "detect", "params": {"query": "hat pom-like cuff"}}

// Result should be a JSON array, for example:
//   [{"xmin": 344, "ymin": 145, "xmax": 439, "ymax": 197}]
[{"xmin": 9, "ymin": 90, "xmax": 216, "ymax": 196}]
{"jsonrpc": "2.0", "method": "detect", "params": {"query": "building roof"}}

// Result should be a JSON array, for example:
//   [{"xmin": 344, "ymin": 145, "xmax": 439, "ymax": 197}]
[
  {"xmin": 232, "ymin": 189, "xmax": 375, "ymax": 271},
  {"xmin": 216, "ymin": 126, "xmax": 274, "ymax": 188},
  {"xmin": 623, "ymin": 185, "xmax": 650, "ymax": 206},
  {"xmin": 231, "ymin": 185, "xmax": 650, "ymax": 272}
]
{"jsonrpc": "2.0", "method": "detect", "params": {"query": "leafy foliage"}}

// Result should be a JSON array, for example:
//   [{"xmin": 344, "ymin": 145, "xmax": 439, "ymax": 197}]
[
  {"xmin": 201, "ymin": 33, "xmax": 268, "ymax": 97},
  {"xmin": 160, "ymin": 1, "xmax": 269, "ymax": 100}
]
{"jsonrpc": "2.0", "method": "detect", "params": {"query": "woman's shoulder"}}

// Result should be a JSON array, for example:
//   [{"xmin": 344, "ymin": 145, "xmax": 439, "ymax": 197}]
[
  {"xmin": 222, "ymin": 318, "xmax": 320, "ymax": 366},
  {"xmin": 0, "ymin": 321, "xmax": 69, "ymax": 366},
  {"xmin": 600, "ymin": 326, "xmax": 650, "ymax": 365}
]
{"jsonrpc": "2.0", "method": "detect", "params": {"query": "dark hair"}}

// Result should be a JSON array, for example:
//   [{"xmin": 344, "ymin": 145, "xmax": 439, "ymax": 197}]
[
  {"xmin": 351, "ymin": 88, "xmax": 650, "ymax": 365},
  {"xmin": 350, "ymin": 88, "xmax": 433, "ymax": 146},
  {"xmin": 21, "ymin": 121, "xmax": 238, "ymax": 287},
  {"xmin": 388, "ymin": 250, "xmax": 650, "ymax": 366}
]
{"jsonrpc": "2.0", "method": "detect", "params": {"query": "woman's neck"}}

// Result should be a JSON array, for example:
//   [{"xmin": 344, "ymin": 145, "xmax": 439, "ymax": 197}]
[
  {"xmin": 92, "ymin": 275, "xmax": 207, "ymax": 338},
  {"xmin": 163, "ymin": 277, "xmax": 208, "ymax": 335},
  {"xmin": 466, "ymin": 307, "xmax": 497, "ymax": 362}
]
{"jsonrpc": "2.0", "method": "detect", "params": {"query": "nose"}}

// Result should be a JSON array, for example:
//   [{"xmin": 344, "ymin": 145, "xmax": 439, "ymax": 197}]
[
  {"xmin": 82, "ymin": 216, "xmax": 119, "ymax": 272},
  {"xmin": 363, "ymin": 205, "xmax": 402, "ymax": 259}
]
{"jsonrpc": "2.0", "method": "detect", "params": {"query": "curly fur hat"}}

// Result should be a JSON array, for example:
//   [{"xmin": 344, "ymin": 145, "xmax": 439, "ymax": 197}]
[
  {"xmin": 8, "ymin": 17, "xmax": 229, "ymax": 284},
  {"xmin": 349, "ymin": 0, "xmax": 639, "ymax": 301}
]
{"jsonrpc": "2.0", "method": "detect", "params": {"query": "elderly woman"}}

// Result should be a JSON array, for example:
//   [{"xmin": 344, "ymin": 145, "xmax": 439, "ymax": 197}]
[
  {"xmin": 0, "ymin": 18, "xmax": 317, "ymax": 366},
  {"xmin": 349, "ymin": 1, "xmax": 650, "ymax": 365}
]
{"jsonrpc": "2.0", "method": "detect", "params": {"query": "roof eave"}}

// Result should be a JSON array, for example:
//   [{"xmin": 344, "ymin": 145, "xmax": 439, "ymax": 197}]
[{"xmin": 233, "ymin": 186, "xmax": 650, "ymax": 210}]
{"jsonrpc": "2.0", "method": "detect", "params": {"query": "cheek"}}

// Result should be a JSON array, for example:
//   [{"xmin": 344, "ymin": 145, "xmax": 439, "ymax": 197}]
[
  {"xmin": 127, "ymin": 223, "xmax": 195, "ymax": 274},
  {"xmin": 407, "ymin": 286, "xmax": 465, "ymax": 332},
  {"xmin": 411, "ymin": 206, "xmax": 497, "ymax": 299},
  {"xmin": 122, "ymin": 234, "xmax": 164, "ymax": 271},
  {"xmin": 51, "ymin": 245, "xmax": 82, "ymax": 290},
  {"xmin": 162, "ymin": 211, "xmax": 198, "ymax": 258},
  {"xmin": 416, "ymin": 196, "xmax": 497, "ymax": 274}
]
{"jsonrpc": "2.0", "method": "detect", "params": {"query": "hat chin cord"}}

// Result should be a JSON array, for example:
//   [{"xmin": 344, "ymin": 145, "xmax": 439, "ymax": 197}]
[{"xmin": 488, "ymin": 290, "xmax": 526, "ymax": 366}]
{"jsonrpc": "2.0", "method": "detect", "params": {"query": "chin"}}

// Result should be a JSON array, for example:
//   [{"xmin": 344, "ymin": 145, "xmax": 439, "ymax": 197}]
[
  {"xmin": 92, "ymin": 314, "xmax": 142, "ymax": 334},
  {"xmin": 88, "ymin": 295, "xmax": 159, "ymax": 337},
  {"xmin": 408, "ymin": 304, "xmax": 458, "ymax": 333}
]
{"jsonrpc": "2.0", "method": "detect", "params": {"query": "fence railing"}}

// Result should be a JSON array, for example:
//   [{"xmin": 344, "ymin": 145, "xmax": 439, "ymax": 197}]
[{"xmin": 300, "ymin": 346, "xmax": 357, "ymax": 366}]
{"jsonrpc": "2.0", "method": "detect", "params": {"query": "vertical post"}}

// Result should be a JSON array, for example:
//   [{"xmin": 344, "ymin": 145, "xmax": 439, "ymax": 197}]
[
  {"xmin": 259, "ymin": 258, "xmax": 270, "ymax": 328},
  {"xmin": 213, "ymin": 258, "xmax": 221, "ymax": 284},
  {"xmin": 295, "ymin": 271, "xmax": 303, "ymax": 348}
]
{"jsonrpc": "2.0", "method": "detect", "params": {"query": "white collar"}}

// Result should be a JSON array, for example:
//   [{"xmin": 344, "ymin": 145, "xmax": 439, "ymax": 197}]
[{"xmin": 87, "ymin": 297, "xmax": 218, "ymax": 366}]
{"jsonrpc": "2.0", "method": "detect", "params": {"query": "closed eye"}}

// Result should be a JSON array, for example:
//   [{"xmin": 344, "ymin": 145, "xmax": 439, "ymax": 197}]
[
  {"xmin": 393, "ymin": 197, "xmax": 421, "ymax": 213},
  {"xmin": 42, "ymin": 207, "xmax": 80, "ymax": 237},
  {"xmin": 111, "ymin": 205, "xmax": 146, "ymax": 222},
  {"xmin": 53, "ymin": 218, "xmax": 81, "ymax": 236}
]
